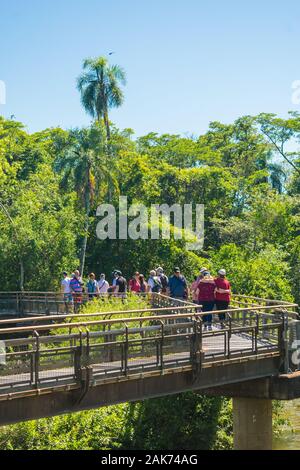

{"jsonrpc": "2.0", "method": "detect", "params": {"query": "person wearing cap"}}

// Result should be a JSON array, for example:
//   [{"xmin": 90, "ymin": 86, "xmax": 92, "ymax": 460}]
[
  {"xmin": 197, "ymin": 271, "xmax": 216, "ymax": 330},
  {"xmin": 214, "ymin": 269, "xmax": 231, "ymax": 328},
  {"xmin": 114, "ymin": 271, "xmax": 127, "ymax": 300},
  {"xmin": 98, "ymin": 274, "xmax": 109, "ymax": 297},
  {"xmin": 196, "ymin": 267, "xmax": 209, "ymax": 283},
  {"xmin": 168, "ymin": 267, "xmax": 188, "ymax": 300},
  {"xmin": 156, "ymin": 267, "xmax": 169, "ymax": 294},
  {"xmin": 61, "ymin": 271, "xmax": 72, "ymax": 313}
]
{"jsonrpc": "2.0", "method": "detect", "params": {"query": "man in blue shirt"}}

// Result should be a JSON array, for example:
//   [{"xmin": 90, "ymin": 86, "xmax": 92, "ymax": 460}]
[{"xmin": 168, "ymin": 267, "xmax": 189, "ymax": 300}]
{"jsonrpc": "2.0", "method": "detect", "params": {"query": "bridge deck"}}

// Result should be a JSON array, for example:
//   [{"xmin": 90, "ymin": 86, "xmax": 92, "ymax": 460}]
[{"xmin": 0, "ymin": 326, "xmax": 278, "ymax": 396}]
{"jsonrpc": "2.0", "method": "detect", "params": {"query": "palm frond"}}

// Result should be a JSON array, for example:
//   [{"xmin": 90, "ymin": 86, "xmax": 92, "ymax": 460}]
[{"xmin": 77, "ymin": 56, "xmax": 126, "ymax": 126}]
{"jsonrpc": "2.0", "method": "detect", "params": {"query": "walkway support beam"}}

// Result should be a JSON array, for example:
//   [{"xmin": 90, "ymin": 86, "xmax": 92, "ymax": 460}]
[{"xmin": 233, "ymin": 398, "xmax": 273, "ymax": 450}]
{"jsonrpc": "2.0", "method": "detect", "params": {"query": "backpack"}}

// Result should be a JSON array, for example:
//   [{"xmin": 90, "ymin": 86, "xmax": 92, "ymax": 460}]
[
  {"xmin": 152, "ymin": 277, "xmax": 162, "ymax": 293},
  {"xmin": 117, "ymin": 276, "xmax": 127, "ymax": 292},
  {"xmin": 160, "ymin": 274, "xmax": 169, "ymax": 290}
]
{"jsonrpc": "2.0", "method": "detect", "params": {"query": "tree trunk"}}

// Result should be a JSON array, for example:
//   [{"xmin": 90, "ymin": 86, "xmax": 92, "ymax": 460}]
[
  {"xmin": 104, "ymin": 110, "xmax": 111, "ymax": 141},
  {"xmin": 80, "ymin": 186, "xmax": 91, "ymax": 276},
  {"xmin": 80, "ymin": 218, "xmax": 89, "ymax": 276}
]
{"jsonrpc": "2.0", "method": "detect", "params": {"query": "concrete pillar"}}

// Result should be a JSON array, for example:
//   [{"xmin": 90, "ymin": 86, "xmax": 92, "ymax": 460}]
[{"xmin": 233, "ymin": 398, "xmax": 272, "ymax": 450}]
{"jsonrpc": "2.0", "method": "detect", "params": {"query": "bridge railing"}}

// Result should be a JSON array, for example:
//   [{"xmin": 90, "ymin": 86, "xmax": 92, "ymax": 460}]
[
  {"xmin": 0, "ymin": 291, "xmax": 298, "ymax": 321},
  {"xmin": 231, "ymin": 294, "xmax": 299, "ymax": 319},
  {"xmin": 0, "ymin": 301, "xmax": 289, "ymax": 396},
  {"xmin": 0, "ymin": 291, "xmax": 298, "ymax": 396},
  {"xmin": 0, "ymin": 291, "xmax": 144, "ymax": 317},
  {"xmin": 0, "ymin": 291, "xmax": 196, "ymax": 317}
]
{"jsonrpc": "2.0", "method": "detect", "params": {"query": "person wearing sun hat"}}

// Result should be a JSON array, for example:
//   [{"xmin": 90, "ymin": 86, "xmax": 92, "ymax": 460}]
[
  {"xmin": 214, "ymin": 269, "xmax": 231, "ymax": 328},
  {"xmin": 196, "ymin": 267, "xmax": 209, "ymax": 282}
]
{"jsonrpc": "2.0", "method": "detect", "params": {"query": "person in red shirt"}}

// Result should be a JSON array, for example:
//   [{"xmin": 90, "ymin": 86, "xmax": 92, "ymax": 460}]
[
  {"xmin": 129, "ymin": 272, "xmax": 141, "ymax": 293},
  {"xmin": 197, "ymin": 271, "xmax": 216, "ymax": 330},
  {"xmin": 214, "ymin": 269, "xmax": 231, "ymax": 328}
]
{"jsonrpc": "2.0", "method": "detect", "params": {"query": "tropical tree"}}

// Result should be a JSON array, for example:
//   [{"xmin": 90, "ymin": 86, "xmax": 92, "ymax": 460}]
[
  {"xmin": 0, "ymin": 164, "xmax": 79, "ymax": 291},
  {"xmin": 77, "ymin": 56, "xmax": 126, "ymax": 140},
  {"xmin": 256, "ymin": 112, "xmax": 300, "ymax": 175},
  {"xmin": 55, "ymin": 125, "xmax": 116, "ymax": 274}
]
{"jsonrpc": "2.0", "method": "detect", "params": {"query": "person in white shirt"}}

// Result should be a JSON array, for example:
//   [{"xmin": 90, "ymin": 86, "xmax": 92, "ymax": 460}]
[
  {"xmin": 61, "ymin": 272, "xmax": 72, "ymax": 312},
  {"xmin": 61, "ymin": 271, "xmax": 71, "ymax": 294},
  {"xmin": 98, "ymin": 274, "xmax": 109, "ymax": 297},
  {"xmin": 147, "ymin": 270, "xmax": 162, "ymax": 293}
]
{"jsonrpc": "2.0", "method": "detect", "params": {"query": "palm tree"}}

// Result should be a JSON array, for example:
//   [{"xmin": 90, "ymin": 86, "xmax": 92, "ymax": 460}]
[
  {"xmin": 77, "ymin": 57, "xmax": 126, "ymax": 140},
  {"xmin": 55, "ymin": 125, "xmax": 116, "ymax": 275}
]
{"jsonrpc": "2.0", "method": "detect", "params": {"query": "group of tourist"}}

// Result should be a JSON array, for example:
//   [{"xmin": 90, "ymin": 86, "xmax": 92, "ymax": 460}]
[
  {"xmin": 61, "ymin": 266, "xmax": 231, "ymax": 328},
  {"xmin": 191, "ymin": 268, "xmax": 231, "ymax": 330}
]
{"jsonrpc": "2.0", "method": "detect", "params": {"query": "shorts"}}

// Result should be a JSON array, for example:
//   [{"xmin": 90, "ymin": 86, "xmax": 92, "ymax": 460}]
[{"xmin": 64, "ymin": 293, "xmax": 73, "ymax": 303}]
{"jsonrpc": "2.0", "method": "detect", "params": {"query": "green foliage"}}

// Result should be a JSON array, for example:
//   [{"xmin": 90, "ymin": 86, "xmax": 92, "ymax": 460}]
[
  {"xmin": 211, "ymin": 244, "xmax": 293, "ymax": 301},
  {"xmin": 0, "ymin": 164, "xmax": 79, "ymax": 291},
  {"xmin": 0, "ymin": 406, "xmax": 128, "ymax": 450},
  {"xmin": 0, "ymin": 108, "xmax": 300, "ymax": 449},
  {"xmin": 0, "ymin": 395, "xmax": 233, "ymax": 450},
  {"xmin": 0, "ymin": 395, "xmax": 288, "ymax": 450},
  {"xmin": 122, "ymin": 393, "xmax": 232, "ymax": 450}
]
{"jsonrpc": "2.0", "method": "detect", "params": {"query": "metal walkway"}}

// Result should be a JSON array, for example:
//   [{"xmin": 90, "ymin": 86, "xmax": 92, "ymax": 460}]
[{"xmin": 0, "ymin": 292, "xmax": 298, "ymax": 425}]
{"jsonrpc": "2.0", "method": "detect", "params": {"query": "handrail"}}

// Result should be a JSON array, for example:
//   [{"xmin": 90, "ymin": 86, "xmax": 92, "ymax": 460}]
[
  {"xmin": 0, "ymin": 304, "xmax": 289, "ymax": 336},
  {"xmin": 2, "ymin": 322, "xmax": 283, "ymax": 350},
  {"xmin": 0, "ymin": 304, "xmax": 198, "ymax": 326},
  {"xmin": 0, "ymin": 292, "xmax": 287, "ymax": 402},
  {"xmin": 0, "ymin": 291, "xmax": 296, "ymax": 304},
  {"xmin": 231, "ymin": 293, "xmax": 296, "ymax": 306}
]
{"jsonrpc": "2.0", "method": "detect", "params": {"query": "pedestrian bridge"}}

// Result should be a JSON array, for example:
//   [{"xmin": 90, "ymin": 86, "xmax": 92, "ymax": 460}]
[{"xmin": 0, "ymin": 292, "xmax": 300, "ymax": 449}]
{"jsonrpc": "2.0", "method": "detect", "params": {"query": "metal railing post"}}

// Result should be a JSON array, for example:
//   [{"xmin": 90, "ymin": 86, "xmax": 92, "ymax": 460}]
[
  {"xmin": 254, "ymin": 313, "xmax": 259, "ymax": 354},
  {"xmin": 124, "ymin": 323, "xmax": 129, "ymax": 376},
  {"xmin": 86, "ymin": 327, "xmax": 90, "ymax": 366},
  {"xmin": 30, "ymin": 350, "xmax": 34, "ymax": 385},
  {"xmin": 74, "ymin": 329, "xmax": 83, "ymax": 380},
  {"xmin": 227, "ymin": 314, "xmax": 232, "ymax": 359},
  {"xmin": 159, "ymin": 320, "xmax": 164, "ymax": 371},
  {"xmin": 282, "ymin": 310, "xmax": 290, "ymax": 373},
  {"xmin": 33, "ymin": 330, "xmax": 40, "ymax": 388},
  {"xmin": 192, "ymin": 316, "xmax": 203, "ymax": 380}
]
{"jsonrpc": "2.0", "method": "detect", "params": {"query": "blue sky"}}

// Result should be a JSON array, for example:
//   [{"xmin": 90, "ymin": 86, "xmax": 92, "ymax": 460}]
[{"xmin": 1, "ymin": 0, "xmax": 300, "ymax": 136}]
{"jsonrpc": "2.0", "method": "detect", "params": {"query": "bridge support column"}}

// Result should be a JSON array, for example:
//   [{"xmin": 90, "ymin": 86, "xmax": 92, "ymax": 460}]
[{"xmin": 233, "ymin": 398, "xmax": 272, "ymax": 450}]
